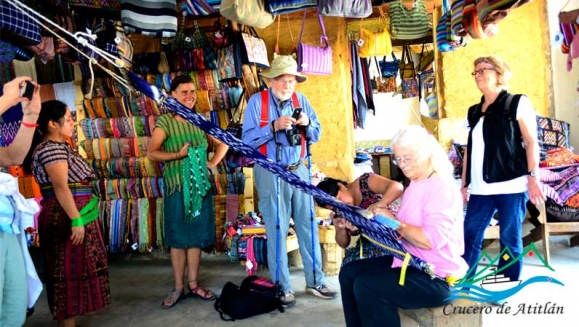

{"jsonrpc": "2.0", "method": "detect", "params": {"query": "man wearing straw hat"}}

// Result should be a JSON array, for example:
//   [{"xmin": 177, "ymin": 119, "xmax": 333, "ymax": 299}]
[{"xmin": 242, "ymin": 55, "xmax": 338, "ymax": 307}]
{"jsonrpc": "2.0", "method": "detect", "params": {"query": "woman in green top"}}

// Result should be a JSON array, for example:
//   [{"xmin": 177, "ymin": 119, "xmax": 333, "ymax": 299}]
[{"xmin": 148, "ymin": 75, "xmax": 228, "ymax": 308}]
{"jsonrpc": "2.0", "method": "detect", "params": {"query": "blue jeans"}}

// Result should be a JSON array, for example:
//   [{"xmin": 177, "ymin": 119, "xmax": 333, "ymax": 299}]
[
  {"xmin": 463, "ymin": 192, "xmax": 528, "ymax": 282},
  {"xmin": 254, "ymin": 164, "xmax": 325, "ymax": 293},
  {"xmin": 339, "ymin": 256, "xmax": 451, "ymax": 327}
]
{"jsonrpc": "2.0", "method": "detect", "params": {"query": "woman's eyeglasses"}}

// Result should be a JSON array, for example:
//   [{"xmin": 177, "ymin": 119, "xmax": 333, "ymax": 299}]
[
  {"xmin": 392, "ymin": 156, "xmax": 416, "ymax": 166},
  {"xmin": 471, "ymin": 68, "xmax": 496, "ymax": 76}
]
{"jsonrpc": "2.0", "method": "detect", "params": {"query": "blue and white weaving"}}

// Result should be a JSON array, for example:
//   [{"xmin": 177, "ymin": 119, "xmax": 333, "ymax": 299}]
[{"xmin": 0, "ymin": 0, "xmax": 41, "ymax": 46}]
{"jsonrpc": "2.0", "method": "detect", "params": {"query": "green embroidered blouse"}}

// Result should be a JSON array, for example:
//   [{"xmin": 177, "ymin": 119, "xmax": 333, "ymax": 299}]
[{"xmin": 155, "ymin": 114, "xmax": 208, "ymax": 195}]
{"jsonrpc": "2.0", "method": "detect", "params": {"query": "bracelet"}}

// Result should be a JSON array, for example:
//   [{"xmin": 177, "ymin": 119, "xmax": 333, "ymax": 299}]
[
  {"xmin": 71, "ymin": 217, "xmax": 83, "ymax": 227},
  {"xmin": 71, "ymin": 197, "xmax": 99, "ymax": 227},
  {"xmin": 22, "ymin": 121, "xmax": 38, "ymax": 128},
  {"xmin": 395, "ymin": 223, "xmax": 406, "ymax": 241}
]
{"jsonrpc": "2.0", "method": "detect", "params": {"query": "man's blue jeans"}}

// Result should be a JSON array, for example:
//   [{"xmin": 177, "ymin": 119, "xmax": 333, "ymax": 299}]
[{"xmin": 462, "ymin": 192, "xmax": 528, "ymax": 282}]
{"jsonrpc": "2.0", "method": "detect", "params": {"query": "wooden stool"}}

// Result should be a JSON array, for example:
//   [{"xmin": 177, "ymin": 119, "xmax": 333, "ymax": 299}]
[{"xmin": 399, "ymin": 300, "xmax": 483, "ymax": 327}]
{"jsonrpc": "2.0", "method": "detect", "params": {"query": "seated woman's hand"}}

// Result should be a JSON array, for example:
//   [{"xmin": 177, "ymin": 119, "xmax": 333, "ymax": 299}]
[
  {"xmin": 331, "ymin": 212, "xmax": 347, "ymax": 230},
  {"xmin": 343, "ymin": 220, "xmax": 359, "ymax": 233},
  {"xmin": 369, "ymin": 204, "xmax": 394, "ymax": 219},
  {"xmin": 331, "ymin": 212, "xmax": 358, "ymax": 234}
]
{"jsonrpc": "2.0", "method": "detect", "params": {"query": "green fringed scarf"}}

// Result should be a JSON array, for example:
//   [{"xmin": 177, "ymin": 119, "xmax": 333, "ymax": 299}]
[
  {"xmin": 182, "ymin": 145, "xmax": 212, "ymax": 222},
  {"xmin": 156, "ymin": 114, "xmax": 207, "ymax": 195}
]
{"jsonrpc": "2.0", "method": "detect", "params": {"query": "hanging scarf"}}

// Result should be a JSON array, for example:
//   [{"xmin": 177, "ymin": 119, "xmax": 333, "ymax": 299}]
[
  {"xmin": 155, "ymin": 198, "xmax": 164, "ymax": 250},
  {"xmin": 182, "ymin": 145, "xmax": 211, "ymax": 222},
  {"xmin": 138, "ymin": 198, "xmax": 150, "ymax": 252}
]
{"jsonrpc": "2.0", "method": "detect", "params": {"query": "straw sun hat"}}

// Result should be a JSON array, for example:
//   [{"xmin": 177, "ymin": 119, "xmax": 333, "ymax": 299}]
[{"xmin": 260, "ymin": 55, "xmax": 307, "ymax": 83}]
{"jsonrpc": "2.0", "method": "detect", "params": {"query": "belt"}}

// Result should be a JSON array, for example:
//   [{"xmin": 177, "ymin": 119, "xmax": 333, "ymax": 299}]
[{"xmin": 284, "ymin": 162, "xmax": 302, "ymax": 171}]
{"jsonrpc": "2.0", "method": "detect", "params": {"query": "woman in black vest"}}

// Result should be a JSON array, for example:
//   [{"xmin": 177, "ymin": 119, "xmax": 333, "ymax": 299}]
[{"xmin": 461, "ymin": 55, "xmax": 545, "ymax": 289}]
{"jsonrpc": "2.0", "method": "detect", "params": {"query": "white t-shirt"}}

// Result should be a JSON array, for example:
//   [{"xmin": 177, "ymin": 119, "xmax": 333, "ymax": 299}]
[{"xmin": 467, "ymin": 95, "xmax": 537, "ymax": 195}]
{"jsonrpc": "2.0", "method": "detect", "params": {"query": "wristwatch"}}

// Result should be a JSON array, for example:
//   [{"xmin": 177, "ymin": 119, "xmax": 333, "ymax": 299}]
[{"xmin": 527, "ymin": 171, "xmax": 537, "ymax": 177}]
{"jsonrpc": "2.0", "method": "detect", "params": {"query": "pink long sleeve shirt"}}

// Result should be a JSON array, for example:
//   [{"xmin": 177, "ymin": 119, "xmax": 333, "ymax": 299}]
[{"xmin": 392, "ymin": 176, "xmax": 469, "ymax": 279}]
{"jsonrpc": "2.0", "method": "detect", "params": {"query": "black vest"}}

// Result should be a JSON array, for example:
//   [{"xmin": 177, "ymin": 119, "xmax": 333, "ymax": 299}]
[{"xmin": 464, "ymin": 91, "xmax": 528, "ymax": 187}]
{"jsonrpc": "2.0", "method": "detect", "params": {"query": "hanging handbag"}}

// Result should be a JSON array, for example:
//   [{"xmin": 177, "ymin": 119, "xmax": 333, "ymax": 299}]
[
  {"xmin": 382, "ymin": 76, "xmax": 398, "ymax": 93},
  {"xmin": 267, "ymin": 0, "xmax": 317, "ymax": 15},
  {"xmin": 400, "ymin": 45, "xmax": 418, "ymax": 99},
  {"xmin": 372, "ymin": 58, "xmax": 397, "ymax": 93},
  {"xmin": 379, "ymin": 52, "xmax": 400, "ymax": 78},
  {"xmin": 399, "ymin": 45, "xmax": 416, "ymax": 79},
  {"xmin": 172, "ymin": 13, "xmax": 193, "ymax": 51},
  {"xmin": 297, "ymin": 9, "xmax": 333, "ymax": 75},
  {"xmin": 476, "ymin": 0, "xmax": 531, "ymax": 26},
  {"xmin": 418, "ymin": 42, "xmax": 434, "ymax": 74},
  {"xmin": 357, "ymin": 9, "xmax": 392, "ymax": 58},
  {"xmin": 462, "ymin": 0, "xmax": 499, "ymax": 39},
  {"xmin": 218, "ymin": 29, "xmax": 243, "ymax": 82},
  {"xmin": 318, "ymin": 0, "xmax": 372, "ymax": 18},
  {"xmin": 192, "ymin": 20, "xmax": 218, "ymax": 70},
  {"xmin": 225, "ymin": 86, "xmax": 254, "ymax": 168},
  {"xmin": 389, "ymin": 0, "xmax": 429, "ymax": 40},
  {"xmin": 220, "ymin": 0, "xmax": 275, "ymax": 29},
  {"xmin": 120, "ymin": 0, "xmax": 178, "ymax": 38},
  {"xmin": 420, "ymin": 74, "xmax": 437, "ymax": 118},
  {"xmin": 241, "ymin": 27, "xmax": 270, "ymax": 69}
]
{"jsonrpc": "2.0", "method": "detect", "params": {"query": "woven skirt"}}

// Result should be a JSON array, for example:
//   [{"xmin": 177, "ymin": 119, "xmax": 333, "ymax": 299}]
[
  {"xmin": 38, "ymin": 190, "xmax": 110, "ymax": 320},
  {"xmin": 163, "ymin": 190, "xmax": 215, "ymax": 249}
]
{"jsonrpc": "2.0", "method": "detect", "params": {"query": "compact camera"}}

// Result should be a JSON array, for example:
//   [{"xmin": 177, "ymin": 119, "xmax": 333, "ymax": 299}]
[{"xmin": 285, "ymin": 127, "xmax": 302, "ymax": 147}]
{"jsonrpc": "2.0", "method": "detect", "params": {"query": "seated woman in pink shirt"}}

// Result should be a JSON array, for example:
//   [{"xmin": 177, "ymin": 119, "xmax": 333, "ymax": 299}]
[{"xmin": 338, "ymin": 125, "xmax": 469, "ymax": 327}]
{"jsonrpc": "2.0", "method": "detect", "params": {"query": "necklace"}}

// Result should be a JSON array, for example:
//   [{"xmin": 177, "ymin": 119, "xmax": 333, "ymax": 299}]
[{"xmin": 427, "ymin": 170, "xmax": 435, "ymax": 179}]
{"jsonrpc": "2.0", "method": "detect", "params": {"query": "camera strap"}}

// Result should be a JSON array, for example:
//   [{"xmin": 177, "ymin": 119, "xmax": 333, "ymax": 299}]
[{"xmin": 259, "ymin": 90, "xmax": 306, "ymax": 158}]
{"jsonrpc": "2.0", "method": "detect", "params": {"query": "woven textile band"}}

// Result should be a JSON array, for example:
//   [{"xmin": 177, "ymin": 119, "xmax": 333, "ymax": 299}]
[{"xmin": 41, "ymin": 182, "xmax": 94, "ymax": 199}]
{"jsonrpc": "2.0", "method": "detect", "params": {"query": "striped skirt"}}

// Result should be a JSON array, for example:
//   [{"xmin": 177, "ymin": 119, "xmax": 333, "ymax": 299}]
[{"xmin": 39, "ymin": 184, "xmax": 110, "ymax": 320}]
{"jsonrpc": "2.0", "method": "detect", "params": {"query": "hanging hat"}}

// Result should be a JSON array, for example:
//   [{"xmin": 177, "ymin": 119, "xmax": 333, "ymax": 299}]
[{"xmin": 260, "ymin": 55, "xmax": 307, "ymax": 83}]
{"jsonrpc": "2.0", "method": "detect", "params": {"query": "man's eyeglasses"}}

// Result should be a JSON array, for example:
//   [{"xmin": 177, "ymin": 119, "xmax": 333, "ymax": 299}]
[
  {"xmin": 392, "ymin": 156, "xmax": 416, "ymax": 166},
  {"xmin": 274, "ymin": 78, "xmax": 297, "ymax": 86},
  {"xmin": 471, "ymin": 68, "xmax": 496, "ymax": 76}
]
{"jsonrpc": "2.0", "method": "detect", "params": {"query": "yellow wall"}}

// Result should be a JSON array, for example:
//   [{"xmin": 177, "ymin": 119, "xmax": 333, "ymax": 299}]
[
  {"xmin": 440, "ymin": 0, "xmax": 550, "ymax": 119},
  {"xmin": 257, "ymin": 15, "xmax": 355, "ymax": 181}
]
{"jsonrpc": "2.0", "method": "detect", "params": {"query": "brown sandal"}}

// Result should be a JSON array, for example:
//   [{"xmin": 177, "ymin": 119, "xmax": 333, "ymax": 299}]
[{"xmin": 188, "ymin": 285, "xmax": 216, "ymax": 301}]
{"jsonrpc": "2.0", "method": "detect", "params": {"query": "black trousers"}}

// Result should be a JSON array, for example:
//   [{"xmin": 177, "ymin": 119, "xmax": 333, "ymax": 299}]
[{"xmin": 339, "ymin": 256, "xmax": 451, "ymax": 327}]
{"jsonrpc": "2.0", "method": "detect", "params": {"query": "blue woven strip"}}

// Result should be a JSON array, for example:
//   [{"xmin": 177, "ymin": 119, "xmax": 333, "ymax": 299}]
[{"xmin": 128, "ymin": 72, "xmax": 431, "ymax": 273}]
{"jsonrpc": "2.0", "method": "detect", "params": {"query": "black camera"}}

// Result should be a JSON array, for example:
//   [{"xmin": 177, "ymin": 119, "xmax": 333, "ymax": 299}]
[{"xmin": 285, "ymin": 127, "xmax": 302, "ymax": 147}]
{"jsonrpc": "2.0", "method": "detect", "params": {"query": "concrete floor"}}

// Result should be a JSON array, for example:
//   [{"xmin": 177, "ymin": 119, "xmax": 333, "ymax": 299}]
[{"xmin": 23, "ymin": 236, "xmax": 579, "ymax": 327}]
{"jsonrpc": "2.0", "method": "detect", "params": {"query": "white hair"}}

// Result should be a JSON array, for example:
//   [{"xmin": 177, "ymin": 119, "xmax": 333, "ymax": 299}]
[{"xmin": 391, "ymin": 125, "xmax": 454, "ymax": 177}]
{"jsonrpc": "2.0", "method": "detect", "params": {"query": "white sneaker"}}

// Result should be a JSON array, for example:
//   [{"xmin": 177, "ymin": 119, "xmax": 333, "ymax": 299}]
[{"xmin": 280, "ymin": 290, "xmax": 296, "ymax": 307}]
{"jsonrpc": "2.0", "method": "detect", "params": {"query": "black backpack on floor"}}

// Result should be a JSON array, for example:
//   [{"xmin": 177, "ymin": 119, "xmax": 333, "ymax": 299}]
[{"xmin": 214, "ymin": 276, "xmax": 284, "ymax": 321}]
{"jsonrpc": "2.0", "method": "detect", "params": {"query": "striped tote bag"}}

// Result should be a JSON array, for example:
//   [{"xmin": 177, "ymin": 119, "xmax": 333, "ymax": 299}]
[
  {"xmin": 389, "ymin": 0, "xmax": 429, "ymax": 40},
  {"xmin": 120, "ymin": 0, "xmax": 178, "ymax": 38}
]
